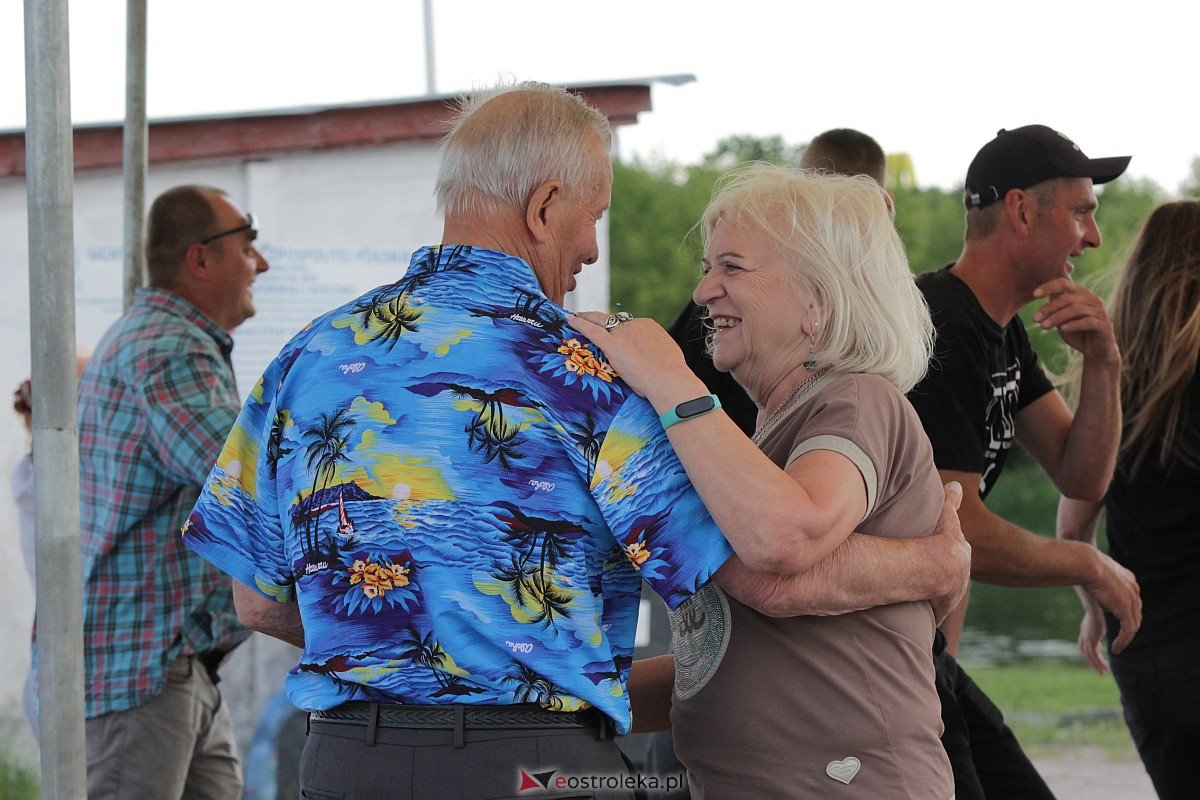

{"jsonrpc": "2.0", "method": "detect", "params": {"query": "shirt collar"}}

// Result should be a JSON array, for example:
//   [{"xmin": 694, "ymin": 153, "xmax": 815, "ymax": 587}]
[
  {"xmin": 132, "ymin": 288, "xmax": 235, "ymax": 356},
  {"xmin": 410, "ymin": 245, "xmax": 548, "ymax": 300}
]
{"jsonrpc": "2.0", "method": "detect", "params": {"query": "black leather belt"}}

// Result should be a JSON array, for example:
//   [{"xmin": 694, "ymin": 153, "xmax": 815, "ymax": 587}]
[{"xmin": 310, "ymin": 701, "xmax": 604, "ymax": 731}]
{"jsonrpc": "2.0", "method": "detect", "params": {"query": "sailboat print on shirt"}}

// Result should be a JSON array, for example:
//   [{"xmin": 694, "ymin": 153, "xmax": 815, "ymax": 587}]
[{"xmin": 337, "ymin": 492, "xmax": 354, "ymax": 538}]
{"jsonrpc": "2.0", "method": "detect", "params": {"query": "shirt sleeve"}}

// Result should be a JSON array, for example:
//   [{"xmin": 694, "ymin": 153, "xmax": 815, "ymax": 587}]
[
  {"xmin": 1014, "ymin": 324, "xmax": 1055, "ymax": 412},
  {"xmin": 590, "ymin": 395, "xmax": 733, "ymax": 611},
  {"xmin": 782, "ymin": 375, "xmax": 937, "ymax": 531},
  {"xmin": 184, "ymin": 357, "xmax": 294, "ymax": 603},
  {"xmin": 781, "ymin": 380, "xmax": 880, "ymax": 520},
  {"xmin": 907, "ymin": 319, "xmax": 992, "ymax": 475}
]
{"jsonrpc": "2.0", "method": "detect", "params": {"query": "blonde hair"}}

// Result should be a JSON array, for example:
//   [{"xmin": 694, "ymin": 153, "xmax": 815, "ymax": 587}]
[
  {"xmin": 701, "ymin": 164, "xmax": 933, "ymax": 392},
  {"xmin": 436, "ymin": 81, "xmax": 612, "ymax": 218},
  {"xmin": 1110, "ymin": 199, "xmax": 1200, "ymax": 471}
]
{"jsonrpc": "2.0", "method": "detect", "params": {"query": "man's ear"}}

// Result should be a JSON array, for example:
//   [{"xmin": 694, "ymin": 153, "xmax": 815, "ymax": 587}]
[
  {"xmin": 183, "ymin": 241, "xmax": 211, "ymax": 283},
  {"xmin": 1004, "ymin": 188, "xmax": 1035, "ymax": 235},
  {"xmin": 525, "ymin": 179, "xmax": 563, "ymax": 243}
]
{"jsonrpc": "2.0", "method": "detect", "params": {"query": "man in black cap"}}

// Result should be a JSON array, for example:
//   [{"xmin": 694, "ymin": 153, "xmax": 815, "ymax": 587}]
[{"xmin": 906, "ymin": 125, "xmax": 1142, "ymax": 799}]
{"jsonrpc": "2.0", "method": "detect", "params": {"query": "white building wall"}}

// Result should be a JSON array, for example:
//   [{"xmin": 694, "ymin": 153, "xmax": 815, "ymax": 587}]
[{"xmin": 0, "ymin": 138, "xmax": 612, "ymax": 780}]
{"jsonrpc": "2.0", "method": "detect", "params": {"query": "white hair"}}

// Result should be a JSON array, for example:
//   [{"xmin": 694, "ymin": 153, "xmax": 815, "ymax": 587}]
[
  {"xmin": 435, "ymin": 81, "xmax": 612, "ymax": 217},
  {"xmin": 702, "ymin": 164, "xmax": 934, "ymax": 392}
]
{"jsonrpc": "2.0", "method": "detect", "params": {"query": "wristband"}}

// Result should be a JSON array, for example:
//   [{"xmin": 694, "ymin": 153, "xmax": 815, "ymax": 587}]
[{"xmin": 659, "ymin": 394, "xmax": 721, "ymax": 430}]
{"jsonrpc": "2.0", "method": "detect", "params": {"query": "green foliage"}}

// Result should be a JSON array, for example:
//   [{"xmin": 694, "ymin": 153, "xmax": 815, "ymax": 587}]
[
  {"xmin": 700, "ymin": 134, "xmax": 807, "ymax": 170},
  {"xmin": 892, "ymin": 185, "xmax": 966, "ymax": 275},
  {"xmin": 983, "ymin": 447, "xmax": 1061, "ymax": 536},
  {"xmin": 609, "ymin": 138, "xmax": 1171, "ymax": 390},
  {"xmin": 1181, "ymin": 157, "xmax": 1200, "ymax": 198},
  {"xmin": 0, "ymin": 751, "xmax": 38, "ymax": 800},
  {"xmin": 608, "ymin": 158, "xmax": 721, "ymax": 323},
  {"xmin": 972, "ymin": 661, "xmax": 1122, "ymax": 717}
]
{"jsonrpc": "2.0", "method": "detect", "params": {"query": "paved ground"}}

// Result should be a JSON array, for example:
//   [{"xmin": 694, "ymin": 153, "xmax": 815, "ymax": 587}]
[{"xmin": 1032, "ymin": 749, "xmax": 1158, "ymax": 800}]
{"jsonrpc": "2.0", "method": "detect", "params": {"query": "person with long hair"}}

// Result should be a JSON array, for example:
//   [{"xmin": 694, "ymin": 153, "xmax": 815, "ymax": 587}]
[
  {"xmin": 575, "ymin": 164, "xmax": 954, "ymax": 798},
  {"xmin": 1057, "ymin": 199, "xmax": 1200, "ymax": 800},
  {"xmin": 185, "ymin": 86, "xmax": 967, "ymax": 800}
]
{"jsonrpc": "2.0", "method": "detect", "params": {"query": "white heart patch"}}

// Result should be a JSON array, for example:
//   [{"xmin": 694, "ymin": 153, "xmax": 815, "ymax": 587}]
[{"xmin": 826, "ymin": 757, "xmax": 861, "ymax": 785}]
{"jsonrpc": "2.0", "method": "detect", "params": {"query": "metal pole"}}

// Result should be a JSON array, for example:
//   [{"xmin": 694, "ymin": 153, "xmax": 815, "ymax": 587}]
[
  {"xmin": 423, "ymin": 0, "xmax": 436, "ymax": 95},
  {"xmin": 23, "ymin": 0, "xmax": 87, "ymax": 796},
  {"xmin": 122, "ymin": 0, "xmax": 148, "ymax": 310}
]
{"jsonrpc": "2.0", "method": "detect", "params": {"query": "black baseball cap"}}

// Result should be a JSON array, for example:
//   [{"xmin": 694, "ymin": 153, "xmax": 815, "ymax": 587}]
[{"xmin": 964, "ymin": 125, "xmax": 1130, "ymax": 210}]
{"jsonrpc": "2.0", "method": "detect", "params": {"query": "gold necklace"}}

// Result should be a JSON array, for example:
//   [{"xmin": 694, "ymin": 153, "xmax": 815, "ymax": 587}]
[{"xmin": 752, "ymin": 368, "xmax": 830, "ymax": 444}]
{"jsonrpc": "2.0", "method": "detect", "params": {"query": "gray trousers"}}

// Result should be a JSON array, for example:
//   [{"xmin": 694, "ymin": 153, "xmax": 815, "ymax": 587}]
[
  {"xmin": 300, "ymin": 716, "xmax": 637, "ymax": 799},
  {"xmin": 86, "ymin": 655, "xmax": 242, "ymax": 800}
]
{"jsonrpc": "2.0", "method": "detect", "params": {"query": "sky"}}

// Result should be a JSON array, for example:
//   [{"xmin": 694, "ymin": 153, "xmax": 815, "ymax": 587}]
[{"xmin": 2, "ymin": 0, "xmax": 1197, "ymax": 194}]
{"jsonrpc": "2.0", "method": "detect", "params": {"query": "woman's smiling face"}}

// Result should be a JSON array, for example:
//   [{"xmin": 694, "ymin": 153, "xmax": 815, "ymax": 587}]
[{"xmin": 694, "ymin": 220, "xmax": 814, "ymax": 398}]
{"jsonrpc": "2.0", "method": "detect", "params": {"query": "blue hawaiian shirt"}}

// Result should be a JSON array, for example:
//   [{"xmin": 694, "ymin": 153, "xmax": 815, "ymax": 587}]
[{"xmin": 184, "ymin": 245, "xmax": 733, "ymax": 733}]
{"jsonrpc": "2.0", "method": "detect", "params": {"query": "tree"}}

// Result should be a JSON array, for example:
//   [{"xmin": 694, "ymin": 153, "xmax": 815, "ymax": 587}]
[
  {"xmin": 1180, "ymin": 156, "xmax": 1200, "ymax": 198},
  {"xmin": 608, "ymin": 142, "xmax": 1169, "ymax": 370},
  {"xmin": 609, "ymin": 158, "xmax": 720, "ymax": 323},
  {"xmin": 892, "ymin": 185, "xmax": 966, "ymax": 276},
  {"xmin": 700, "ymin": 134, "xmax": 807, "ymax": 170}
]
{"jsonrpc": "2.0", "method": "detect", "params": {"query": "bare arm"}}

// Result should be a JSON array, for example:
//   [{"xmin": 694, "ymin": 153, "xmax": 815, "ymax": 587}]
[
  {"xmin": 940, "ymin": 467, "xmax": 1140, "ymax": 652},
  {"xmin": 1024, "ymin": 278, "xmax": 1121, "ymax": 500},
  {"xmin": 948, "ymin": 467, "xmax": 1109, "ymax": 587},
  {"xmin": 1056, "ymin": 497, "xmax": 1141, "ymax": 667},
  {"xmin": 717, "ymin": 483, "xmax": 970, "ymax": 622},
  {"xmin": 628, "ymin": 655, "xmax": 675, "ymax": 733},
  {"xmin": 233, "ymin": 580, "xmax": 305, "ymax": 649},
  {"xmin": 572, "ymin": 313, "xmax": 862, "ymax": 574}
]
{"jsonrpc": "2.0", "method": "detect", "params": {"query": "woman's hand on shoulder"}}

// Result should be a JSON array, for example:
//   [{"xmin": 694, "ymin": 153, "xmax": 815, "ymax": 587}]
[{"xmin": 570, "ymin": 312, "xmax": 702, "ymax": 406}]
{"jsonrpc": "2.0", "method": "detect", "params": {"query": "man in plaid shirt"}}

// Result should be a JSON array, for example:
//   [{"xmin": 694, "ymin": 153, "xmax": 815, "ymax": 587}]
[{"xmin": 71, "ymin": 184, "xmax": 268, "ymax": 798}]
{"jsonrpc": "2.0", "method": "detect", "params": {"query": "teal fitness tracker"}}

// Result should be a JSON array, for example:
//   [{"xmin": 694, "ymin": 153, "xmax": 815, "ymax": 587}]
[{"xmin": 659, "ymin": 394, "xmax": 722, "ymax": 430}]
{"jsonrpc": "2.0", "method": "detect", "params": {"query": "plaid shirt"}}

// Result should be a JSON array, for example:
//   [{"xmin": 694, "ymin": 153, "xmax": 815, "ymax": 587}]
[{"xmin": 76, "ymin": 288, "xmax": 249, "ymax": 717}]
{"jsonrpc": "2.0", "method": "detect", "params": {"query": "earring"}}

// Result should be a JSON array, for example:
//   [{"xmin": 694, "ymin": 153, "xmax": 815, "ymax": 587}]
[{"xmin": 803, "ymin": 322, "xmax": 820, "ymax": 370}]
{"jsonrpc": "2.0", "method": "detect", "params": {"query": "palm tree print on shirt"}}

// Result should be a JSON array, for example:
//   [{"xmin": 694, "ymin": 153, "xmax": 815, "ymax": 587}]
[
  {"xmin": 298, "ymin": 408, "xmax": 357, "ymax": 558},
  {"xmin": 488, "ymin": 501, "xmax": 586, "ymax": 632}
]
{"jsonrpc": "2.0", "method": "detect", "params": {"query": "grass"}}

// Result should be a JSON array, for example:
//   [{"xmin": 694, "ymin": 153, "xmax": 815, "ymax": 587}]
[
  {"xmin": 0, "ymin": 751, "xmax": 38, "ymax": 800},
  {"xmin": 967, "ymin": 660, "xmax": 1140, "ymax": 760}
]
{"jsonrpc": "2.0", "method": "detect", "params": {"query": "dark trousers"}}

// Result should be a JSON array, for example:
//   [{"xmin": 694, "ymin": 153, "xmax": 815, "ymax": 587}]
[
  {"xmin": 301, "ymin": 715, "xmax": 635, "ymax": 799},
  {"xmin": 1110, "ymin": 635, "xmax": 1200, "ymax": 800},
  {"xmin": 935, "ymin": 643, "xmax": 1055, "ymax": 800}
]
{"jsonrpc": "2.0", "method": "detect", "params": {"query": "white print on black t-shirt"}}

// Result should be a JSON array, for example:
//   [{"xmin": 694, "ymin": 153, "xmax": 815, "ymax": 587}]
[{"xmin": 982, "ymin": 361, "xmax": 1020, "ymax": 495}]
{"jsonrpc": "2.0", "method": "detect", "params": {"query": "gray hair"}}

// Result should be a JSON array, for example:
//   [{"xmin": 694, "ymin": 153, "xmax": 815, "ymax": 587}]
[
  {"xmin": 436, "ymin": 81, "xmax": 613, "ymax": 217},
  {"xmin": 702, "ymin": 164, "xmax": 934, "ymax": 392}
]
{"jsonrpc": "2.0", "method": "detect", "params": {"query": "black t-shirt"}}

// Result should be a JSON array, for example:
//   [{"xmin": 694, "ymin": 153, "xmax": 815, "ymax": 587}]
[
  {"xmin": 666, "ymin": 301, "xmax": 758, "ymax": 436},
  {"xmin": 1104, "ymin": 370, "xmax": 1200, "ymax": 649},
  {"xmin": 906, "ymin": 267, "xmax": 1055, "ymax": 499}
]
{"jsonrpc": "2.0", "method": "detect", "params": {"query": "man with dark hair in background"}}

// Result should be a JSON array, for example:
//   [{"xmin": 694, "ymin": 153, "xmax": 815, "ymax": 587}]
[
  {"xmin": 71, "ymin": 184, "xmax": 268, "ymax": 798},
  {"xmin": 799, "ymin": 127, "xmax": 887, "ymax": 183}
]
